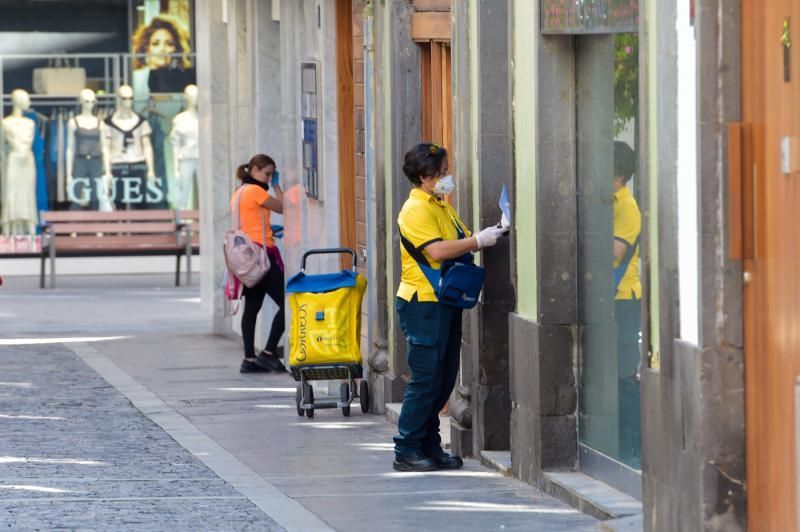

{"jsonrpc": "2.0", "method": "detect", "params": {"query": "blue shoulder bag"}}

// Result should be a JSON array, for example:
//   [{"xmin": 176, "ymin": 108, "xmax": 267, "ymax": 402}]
[{"xmin": 399, "ymin": 216, "xmax": 485, "ymax": 309}]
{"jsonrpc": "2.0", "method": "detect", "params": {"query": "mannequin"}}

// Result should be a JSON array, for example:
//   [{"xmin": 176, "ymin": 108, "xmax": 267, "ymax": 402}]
[
  {"xmin": 169, "ymin": 84, "xmax": 199, "ymax": 210},
  {"xmin": 66, "ymin": 89, "xmax": 112, "ymax": 210},
  {"xmin": 105, "ymin": 85, "xmax": 159, "ymax": 209},
  {"xmin": 1, "ymin": 89, "xmax": 37, "ymax": 234}
]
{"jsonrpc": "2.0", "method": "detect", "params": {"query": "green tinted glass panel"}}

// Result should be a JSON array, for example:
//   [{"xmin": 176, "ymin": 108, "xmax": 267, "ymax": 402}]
[{"xmin": 576, "ymin": 33, "xmax": 642, "ymax": 471}]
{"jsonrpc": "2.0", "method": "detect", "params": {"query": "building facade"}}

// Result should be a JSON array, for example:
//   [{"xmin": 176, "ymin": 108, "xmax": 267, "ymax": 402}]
[{"xmin": 195, "ymin": 1, "xmax": 799, "ymax": 530}]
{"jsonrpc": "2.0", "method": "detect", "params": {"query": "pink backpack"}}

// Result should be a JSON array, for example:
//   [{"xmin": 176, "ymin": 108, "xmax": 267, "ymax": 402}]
[{"xmin": 223, "ymin": 186, "xmax": 270, "ymax": 289}]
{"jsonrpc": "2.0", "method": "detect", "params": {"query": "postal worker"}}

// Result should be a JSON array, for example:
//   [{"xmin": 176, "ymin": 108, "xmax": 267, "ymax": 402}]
[{"xmin": 392, "ymin": 143, "xmax": 507, "ymax": 472}]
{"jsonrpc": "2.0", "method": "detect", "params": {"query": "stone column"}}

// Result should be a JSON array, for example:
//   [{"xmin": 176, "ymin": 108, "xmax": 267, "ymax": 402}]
[
  {"xmin": 370, "ymin": 0, "xmax": 422, "ymax": 407},
  {"xmin": 197, "ymin": 0, "xmax": 275, "ymax": 338},
  {"xmin": 196, "ymin": 0, "xmax": 234, "ymax": 336},
  {"xmin": 467, "ymin": 0, "xmax": 515, "ymax": 455},
  {"xmin": 448, "ymin": 0, "xmax": 475, "ymax": 457},
  {"xmin": 508, "ymin": 3, "xmax": 579, "ymax": 483}
]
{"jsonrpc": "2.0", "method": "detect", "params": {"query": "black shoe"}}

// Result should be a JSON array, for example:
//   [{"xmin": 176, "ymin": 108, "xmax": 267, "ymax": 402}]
[
  {"xmin": 255, "ymin": 352, "xmax": 286, "ymax": 372},
  {"xmin": 393, "ymin": 451, "xmax": 437, "ymax": 472},
  {"xmin": 426, "ymin": 450, "xmax": 464, "ymax": 470},
  {"xmin": 240, "ymin": 359, "xmax": 270, "ymax": 373}
]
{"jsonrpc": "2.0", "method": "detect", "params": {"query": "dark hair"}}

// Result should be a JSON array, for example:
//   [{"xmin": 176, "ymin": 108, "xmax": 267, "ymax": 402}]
[
  {"xmin": 237, "ymin": 154, "xmax": 276, "ymax": 181},
  {"xmin": 402, "ymin": 143, "xmax": 448, "ymax": 186},
  {"xmin": 614, "ymin": 141, "xmax": 636, "ymax": 184}
]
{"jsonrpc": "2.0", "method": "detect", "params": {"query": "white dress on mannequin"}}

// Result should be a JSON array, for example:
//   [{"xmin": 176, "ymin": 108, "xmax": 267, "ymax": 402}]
[
  {"xmin": 169, "ymin": 110, "xmax": 198, "ymax": 210},
  {"xmin": 1, "ymin": 115, "xmax": 37, "ymax": 233}
]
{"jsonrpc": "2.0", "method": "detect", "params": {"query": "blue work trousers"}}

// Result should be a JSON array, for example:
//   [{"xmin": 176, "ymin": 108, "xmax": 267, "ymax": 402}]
[{"xmin": 393, "ymin": 295, "xmax": 462, "ymax": 457}]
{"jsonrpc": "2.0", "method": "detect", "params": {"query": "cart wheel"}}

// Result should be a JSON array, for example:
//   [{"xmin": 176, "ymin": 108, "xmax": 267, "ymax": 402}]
[
  {"xmin": 359, "ymin": 380, "xmax": 369, "ymax": 414},
  {"xmin": 295, "ymin": 385, "xmax": 304, "ymax": 417},
  {"xmin": 340, "ymin": 382, "xmax": 350, "ymax": 417},
  {"xmin": 303, "ymin": 382, "xmax": 314, "ymax": 418}
]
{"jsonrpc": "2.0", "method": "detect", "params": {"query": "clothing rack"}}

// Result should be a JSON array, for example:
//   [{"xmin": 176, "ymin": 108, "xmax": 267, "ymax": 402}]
[{"xmin": 1, "ymin": 94, "xmax": 117, "ymax": 110}]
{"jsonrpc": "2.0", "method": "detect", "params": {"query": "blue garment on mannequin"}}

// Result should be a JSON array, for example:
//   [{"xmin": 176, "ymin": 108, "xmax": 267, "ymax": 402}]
[{"xmin": 24, "ymin": 111, "xmax": 48, "ymax": 219}]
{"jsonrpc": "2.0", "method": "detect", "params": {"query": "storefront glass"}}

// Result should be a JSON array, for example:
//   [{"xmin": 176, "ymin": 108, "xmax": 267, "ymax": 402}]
[
  {"xmin": 0, "ymin": 0, "xmax": 198, "ymax": 253},
  {"xmin": 576, "ymin": 31, "xmax": 642, "ymax": 474}
]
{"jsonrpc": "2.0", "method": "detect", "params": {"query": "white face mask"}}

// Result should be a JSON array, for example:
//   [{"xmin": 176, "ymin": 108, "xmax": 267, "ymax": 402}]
[{"xmin": 433, "ymin": 174, "xmax": 455, "ymax": 196}]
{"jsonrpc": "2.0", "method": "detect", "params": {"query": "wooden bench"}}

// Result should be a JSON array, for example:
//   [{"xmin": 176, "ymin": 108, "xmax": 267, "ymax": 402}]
[{"xmin": 40, "ymin": 210, "xmax": 190, "ymax": 289}]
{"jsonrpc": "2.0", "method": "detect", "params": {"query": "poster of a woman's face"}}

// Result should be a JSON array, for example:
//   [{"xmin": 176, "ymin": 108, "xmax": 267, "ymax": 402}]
[
  {"xmin": 132, "ymin": 14, "xmax": 191, "ymax": 70},
  {"xmin": 130, "ymin": 1, "xmax": 195, "ymax": 94}
]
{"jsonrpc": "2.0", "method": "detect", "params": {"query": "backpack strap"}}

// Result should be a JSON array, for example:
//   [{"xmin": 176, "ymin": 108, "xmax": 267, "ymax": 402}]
[
  {"xmin": 232, "ymin": 187, "xmax": 245, "ymax": 231},
  {"xmin": 613, "ymin": 235, "xmax": 640, "ymax": 292},
  {"xmin": 445, "ymin": 209, "xmax": 467, "ymax": 239},
  {"xmin": 399, "ymin": 227, "xmax": 441, "ymax": 292}
]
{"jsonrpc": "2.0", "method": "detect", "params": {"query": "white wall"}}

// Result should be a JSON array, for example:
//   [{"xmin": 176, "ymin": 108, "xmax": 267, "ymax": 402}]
[
  {"xmin": 279, "ymin": 0, "xmax": 341, "ymax": 281},
  {"xmin": 676, "ymin": 2, "xmax": 699, "ymax": 344}
]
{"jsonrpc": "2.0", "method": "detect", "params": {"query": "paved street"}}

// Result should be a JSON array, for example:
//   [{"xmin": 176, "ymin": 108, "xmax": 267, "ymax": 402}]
[
  {"xmin": 0, "ymin": 274, "xmax": 601, "ymax": 531},
  {"xmin": 0, "ymin": 342, "xmax": 282, "ymax": 530}
]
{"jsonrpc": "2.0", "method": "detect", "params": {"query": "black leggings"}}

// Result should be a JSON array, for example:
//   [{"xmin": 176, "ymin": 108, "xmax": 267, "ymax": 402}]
[{"xmin": 241, "ymin": 253, "xmax": 285, "ymax": 358}]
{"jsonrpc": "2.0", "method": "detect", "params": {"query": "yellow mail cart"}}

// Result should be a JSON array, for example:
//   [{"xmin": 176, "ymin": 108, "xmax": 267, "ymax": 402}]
[{"xmin": 287, "ymin": 248, "xmax": 368, "ymax": 417}]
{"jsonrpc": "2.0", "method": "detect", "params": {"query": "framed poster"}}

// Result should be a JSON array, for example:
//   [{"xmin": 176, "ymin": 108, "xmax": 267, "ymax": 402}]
[
  {"xmin": 129, "ymin": 0, "xmax": 195, "ymax": 94},
  {"xmin": 301, "ymin": 62, "xmax": 321, "ymax": 200}
]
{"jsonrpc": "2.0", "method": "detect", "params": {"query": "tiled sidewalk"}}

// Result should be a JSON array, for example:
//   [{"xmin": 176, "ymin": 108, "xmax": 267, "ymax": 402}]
[{"xmin": 0, "ymin": 274, "xmax": 601, "ymax": 531}]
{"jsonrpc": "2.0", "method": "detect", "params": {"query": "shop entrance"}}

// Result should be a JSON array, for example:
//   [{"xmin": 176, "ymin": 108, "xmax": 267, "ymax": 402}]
[
  {"xmin": 575, "ymin": 31, "xmax": 642, "ymax": 498},
  {"xmin": 738, "ymin": 0, "xmax": 800, "ymax": 529}
]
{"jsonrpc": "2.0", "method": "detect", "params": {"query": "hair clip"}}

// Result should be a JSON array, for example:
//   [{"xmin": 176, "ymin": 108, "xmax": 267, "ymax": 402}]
[{"xmin": 428, "ymin": 144, "xmax": 440, "ymax": 156}]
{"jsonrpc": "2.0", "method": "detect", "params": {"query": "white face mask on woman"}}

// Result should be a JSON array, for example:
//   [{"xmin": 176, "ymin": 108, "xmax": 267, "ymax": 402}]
[{"xmin": 433, "ymin": 175, "xmax": 455, "ymax": 196}]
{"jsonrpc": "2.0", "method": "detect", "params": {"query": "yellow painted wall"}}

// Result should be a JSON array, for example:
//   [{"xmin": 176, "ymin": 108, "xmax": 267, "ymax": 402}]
[
  {"xmin": 383, "ymin": 3, "xmax": 396, "ymax": 360},
  {"xmin": 512, "ymin": 0, "xmax": 537, "ymax": 319},
  {"xmin": 646, "ymin": 0, "xmax": 660, "ymax": 368}
]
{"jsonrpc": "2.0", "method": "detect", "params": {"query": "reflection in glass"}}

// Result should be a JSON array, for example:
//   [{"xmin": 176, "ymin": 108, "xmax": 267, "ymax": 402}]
[{"xmin": 577, "ymin": 32, "xmax": 641, "ymax": 470}]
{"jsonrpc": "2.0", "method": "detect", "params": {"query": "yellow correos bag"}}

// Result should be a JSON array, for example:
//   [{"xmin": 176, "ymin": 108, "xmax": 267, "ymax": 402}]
[{"xmin": 288, "ymin": 271, "xmax": 366, "ymax": 367}]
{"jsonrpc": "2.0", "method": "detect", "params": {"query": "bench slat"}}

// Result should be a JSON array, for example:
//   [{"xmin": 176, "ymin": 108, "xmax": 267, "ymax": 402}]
[
  {"xmin": 177, "ymin": 209, "xmax": 199, "ymax": 221},
  {"xmin": 53, "ymin": 235, "xmax": 180, "ymax": 249},
  {"xmin": 51, "ymin": 222, "xmax": 178, "ymax": 235},
  {"xmin": 43, "ymin": 210, "xmax": 176, "ymax": 223}
]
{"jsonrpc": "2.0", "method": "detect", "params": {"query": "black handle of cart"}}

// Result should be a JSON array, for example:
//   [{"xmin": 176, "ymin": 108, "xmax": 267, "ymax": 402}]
[{"xmin": 301, "ymin": 247, "xmax": 357, "ymax": 272}]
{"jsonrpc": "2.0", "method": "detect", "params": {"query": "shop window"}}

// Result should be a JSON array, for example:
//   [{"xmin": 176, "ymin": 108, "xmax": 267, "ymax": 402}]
[
  {"xmin": 576, "ymin": 31, "xmax": 642, "ymax": 477},
  {"xmin": 0, "ymin": 1, "xmax": 198, "ymax": 253}
]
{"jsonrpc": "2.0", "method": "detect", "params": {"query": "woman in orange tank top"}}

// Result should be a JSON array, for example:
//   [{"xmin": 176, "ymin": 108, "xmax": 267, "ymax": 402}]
[{"xmin": 230, "ymin": 154, "xmax": 286, "ymax": 373}]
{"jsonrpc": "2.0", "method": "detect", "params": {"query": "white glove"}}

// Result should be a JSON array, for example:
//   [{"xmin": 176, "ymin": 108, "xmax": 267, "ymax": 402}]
[{"xmin": 474, "ymin": 225, "xmax": 508, "ymax": 249}]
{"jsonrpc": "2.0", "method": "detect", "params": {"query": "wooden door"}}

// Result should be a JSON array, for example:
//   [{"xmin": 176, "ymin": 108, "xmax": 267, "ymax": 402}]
[
  {"xmin": 738, "ymin": 0, "xmax": 800, "ymax": 529},
  {"xmin": 336, "ymin": 0, "xmax": 356, "ymax": 268}
]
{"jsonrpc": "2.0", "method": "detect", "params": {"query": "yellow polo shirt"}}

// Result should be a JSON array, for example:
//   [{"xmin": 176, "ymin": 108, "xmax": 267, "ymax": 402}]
[
  {"xmin": 613, "ymin": 186, "xmax": 641, "ymax": 300},
  {"xmin": 397, "ymin": 188, "xmax": 472, "ymax": 302}
]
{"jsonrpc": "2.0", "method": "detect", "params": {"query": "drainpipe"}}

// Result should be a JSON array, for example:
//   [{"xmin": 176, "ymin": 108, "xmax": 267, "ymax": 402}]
[{"xmin": 363, "ymin": 0, "xmax": 387, "ymax": 413}]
